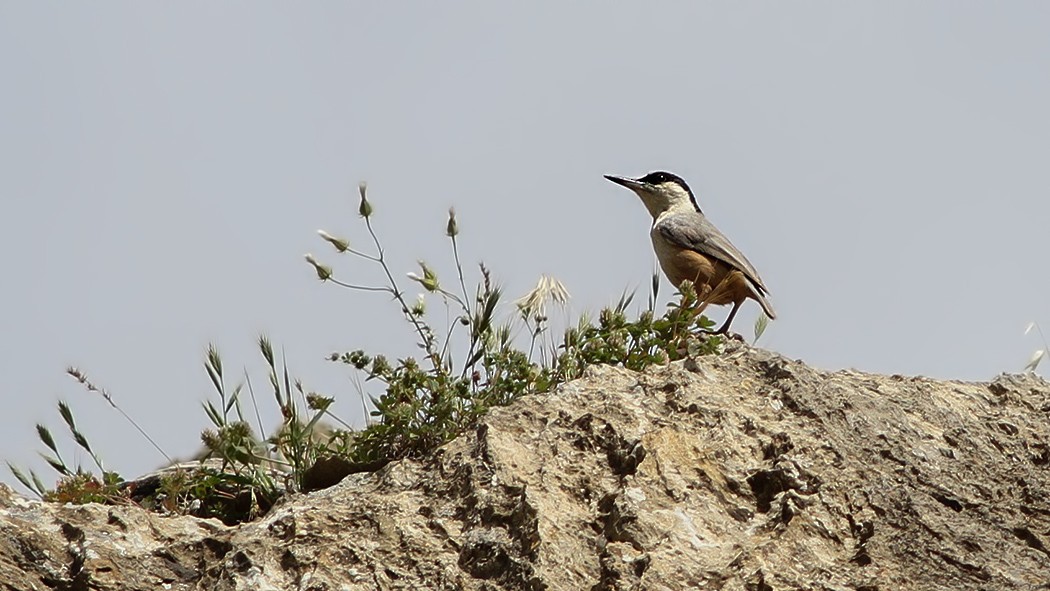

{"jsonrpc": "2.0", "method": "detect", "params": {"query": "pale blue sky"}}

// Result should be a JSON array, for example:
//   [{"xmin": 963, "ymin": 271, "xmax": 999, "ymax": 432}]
[{"xmin": 2, "ymin": 3, "xmax": 1049, "ymax": 488}]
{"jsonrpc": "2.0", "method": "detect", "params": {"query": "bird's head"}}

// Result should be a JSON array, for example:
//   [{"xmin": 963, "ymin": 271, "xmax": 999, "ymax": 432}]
[{"xmin": 604, "ymin": 171, "xmax": 700, "ymax": 218}]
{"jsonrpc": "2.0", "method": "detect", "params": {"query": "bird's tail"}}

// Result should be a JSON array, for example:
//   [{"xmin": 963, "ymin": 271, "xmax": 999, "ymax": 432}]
[{"xmin": 754, "ymin": 290, "xmax": 777, "ymax": 320}]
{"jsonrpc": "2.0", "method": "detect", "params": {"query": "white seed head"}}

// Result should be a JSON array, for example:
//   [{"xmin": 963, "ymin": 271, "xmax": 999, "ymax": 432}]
[{"xmin": 516, "ymin": 275, "xmax": 571, "ymax": 319}]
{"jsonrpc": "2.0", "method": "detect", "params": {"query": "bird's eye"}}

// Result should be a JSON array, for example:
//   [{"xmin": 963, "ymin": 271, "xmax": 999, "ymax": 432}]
[{"xmin": 640, "ymin": 171, "xmax": 668, "ymax": 184}]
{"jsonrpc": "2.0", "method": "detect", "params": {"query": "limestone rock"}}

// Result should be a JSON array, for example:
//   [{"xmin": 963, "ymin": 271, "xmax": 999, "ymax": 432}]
[{"xmin": 3, "ymin": 341, "xmax": 1049, "ymax": 589}]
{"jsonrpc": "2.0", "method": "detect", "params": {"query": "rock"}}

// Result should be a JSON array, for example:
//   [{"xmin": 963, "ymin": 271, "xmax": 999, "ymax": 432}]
[{"xmin": 2, "ymin": 341, "xmax": 1049, "ymax": 589}]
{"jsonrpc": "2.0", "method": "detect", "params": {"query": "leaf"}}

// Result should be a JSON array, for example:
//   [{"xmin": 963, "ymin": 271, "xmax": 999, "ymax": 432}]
[
  {"xmin": 225, "ymin": 384, "xmax": 241, "ymax": 415},
  {"xmin": 1025, "ymin": 349, "xmax": 1045, "ymax": 373},
  {"xmin": 303, "ymin": 409, "xmax": 326, "ymax": 434},
  {"xmin": 754, "ymin": 314, "xmax": 770, "ymax": 343},
  {"xmin": 282, "ymin": 353, "xmax": 292, "ymax": 410}
]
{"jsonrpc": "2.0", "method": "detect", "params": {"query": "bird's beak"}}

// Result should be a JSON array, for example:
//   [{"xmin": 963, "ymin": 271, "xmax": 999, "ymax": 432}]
[{"xmin": 604, "ymin": 175, "xmax": 647, "ymax": 193}]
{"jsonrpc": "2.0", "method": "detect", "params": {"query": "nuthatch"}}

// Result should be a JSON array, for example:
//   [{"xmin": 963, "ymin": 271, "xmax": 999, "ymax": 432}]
[{"xmin": 605, "ymin": 171, "xmax": 775, "ymax": 334}]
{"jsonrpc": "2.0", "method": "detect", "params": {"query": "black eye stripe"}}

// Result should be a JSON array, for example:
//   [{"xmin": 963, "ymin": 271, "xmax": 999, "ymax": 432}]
[
  {"xmin": 636, "ymin": 171, "xmax": 692, "ymax": 195},
  {"xmin": 639, "ymin": 171, "xmax": 668, "ymax": 184}
]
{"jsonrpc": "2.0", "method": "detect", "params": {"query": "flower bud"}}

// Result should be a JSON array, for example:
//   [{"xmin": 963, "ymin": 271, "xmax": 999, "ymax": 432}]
[
  {"xmin": 410, "ymin": 293, "xmax": 426, "ymax": 316},
  {"xmin": 408, "ymin": 261, "xmax": 440, "ymax": 292},
  {"xmin": 358, "ymin": 182, "xmax": 373, "ymax": 218},
  {"xmin": 317, "ymin": 230, "xmax": 349, "ymax": 253},
  {"xmin": 446, "ymin": 208, "xmax": 458, "ymax": 238},
  {"xmin": 304, "ymin": 253, "xmax": 332, "ymax": 281}
]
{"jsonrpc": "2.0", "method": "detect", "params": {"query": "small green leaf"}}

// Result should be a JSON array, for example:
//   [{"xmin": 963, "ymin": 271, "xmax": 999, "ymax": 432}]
[{"xmin": 754, "ymin": 314, "xmax": 770, "ymax": 343}]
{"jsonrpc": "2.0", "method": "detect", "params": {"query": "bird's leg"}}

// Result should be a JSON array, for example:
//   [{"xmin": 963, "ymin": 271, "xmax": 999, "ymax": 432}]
[
  {"xmin": 714, "ymin": 300, "xmax": 742, "ymax": 335},
  {"xmin": 693, "ymin": 273, "xmax": 730, "ymax": 316},
  {"xmin": 693, "ymin": 274, "xmax": 734, "ymax": 333}
]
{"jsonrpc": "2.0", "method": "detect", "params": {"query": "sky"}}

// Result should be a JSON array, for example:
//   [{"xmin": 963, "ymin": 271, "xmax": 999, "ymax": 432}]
[{"xmin": 2, "ymin": 3, "xmax": 1049, "ymax": 490}]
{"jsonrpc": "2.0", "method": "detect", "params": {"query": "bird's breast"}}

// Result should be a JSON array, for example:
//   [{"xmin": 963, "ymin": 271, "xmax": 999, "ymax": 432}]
[{"xmin": 650, "ymin": 228, "xmax": 717, "ymax": 289}]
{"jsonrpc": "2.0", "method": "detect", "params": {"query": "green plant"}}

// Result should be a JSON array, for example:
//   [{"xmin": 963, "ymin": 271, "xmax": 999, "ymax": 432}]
[
  {"xmin": 314, "ymin": 186, "xmax": 544, "ymax": 462},
  {"xmin": 45, "ymin": 471, "xmax": 125, "ymax": 505},
  {"xmin": 7, "ymin": 375, "xmax": 129, "ymax": 500},
  {"xmin": 189, "ymin": 337, "xmax": 351, "ymax": 520},
  {"xmin": 314, "ymin": 183, "xmax": 722, "ymax": 465},
  {"xmin": 10, "ymin": 181, "xmax": 725, "ymax": 524}
]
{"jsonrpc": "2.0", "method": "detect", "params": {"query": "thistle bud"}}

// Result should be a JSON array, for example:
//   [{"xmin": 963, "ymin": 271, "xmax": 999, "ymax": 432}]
[
  {"xmin": 446, "ymin": 208, "xmax": 458, "ymax": 238},
  {"xmin": 358, "ymin": 182, "xmax": 373, "ymax": 218},
  {"xmin": 407, "ymin": 260, "xmax": 440, "ymax": 292},
  {"xmin": 304, "ymin": 253, "xmax": 332, "ymax": 281},
  {"xmin": 317, "ymin": 230, "xmax": 349, "ymax": 253}
]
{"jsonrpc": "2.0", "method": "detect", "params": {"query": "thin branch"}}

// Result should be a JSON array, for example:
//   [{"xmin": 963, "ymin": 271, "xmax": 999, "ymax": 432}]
[
  {"xmin": 364, "ymin": 217, "xmax": 441, "ymax": 368},
  {"xmin": 243, "ymin": 371, "xmax": 266, "ymax": 443},
  {"xmin": 344, "ymin": 247, "xmax": 381, "ymax": 262},
  {"xmin": 328, "ymin": 278, "xmax": 394, "ymax": 293},
  {"xmin": 67, "ymin": 368, "xmax": 173, "ymax": 466},
  {"xmin": 451, "ymin": 234, "xmax": 472, "ymax": 316}
]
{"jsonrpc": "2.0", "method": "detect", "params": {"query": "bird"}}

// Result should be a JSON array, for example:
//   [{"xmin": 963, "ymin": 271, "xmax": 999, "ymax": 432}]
[{"xmin": 604, "ymin": 171, "xmax": 775, "ymax": 335}]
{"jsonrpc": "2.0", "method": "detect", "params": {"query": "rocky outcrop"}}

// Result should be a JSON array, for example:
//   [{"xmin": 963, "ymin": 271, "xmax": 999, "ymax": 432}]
[{"xmin": 2, "ymin": 341, "xmax": 1049, "ymax": 590}]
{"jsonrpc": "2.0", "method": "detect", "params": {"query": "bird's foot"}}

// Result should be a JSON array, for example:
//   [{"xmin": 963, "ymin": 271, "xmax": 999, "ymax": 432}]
[{"xmin": 698, "ymin": 327, "xmax": 744, "ymax": 341}]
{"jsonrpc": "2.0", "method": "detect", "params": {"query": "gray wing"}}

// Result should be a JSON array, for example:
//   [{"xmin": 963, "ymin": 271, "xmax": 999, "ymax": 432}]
[{"xmin": 656, "ymin": 213, "xmax": 771, "ymax": 295}]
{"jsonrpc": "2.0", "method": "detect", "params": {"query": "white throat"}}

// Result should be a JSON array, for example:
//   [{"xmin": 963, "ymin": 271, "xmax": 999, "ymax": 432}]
[{"xmin": 637, "ymin": 183, "xmax": 697, "ymax": 221}]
